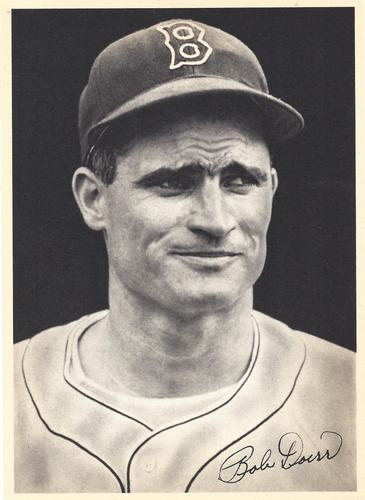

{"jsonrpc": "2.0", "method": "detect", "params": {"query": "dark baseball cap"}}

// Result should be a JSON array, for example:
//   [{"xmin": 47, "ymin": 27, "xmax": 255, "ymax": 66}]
[{"xmin": 79, "ymin": 19, "xmax": 304, "ymax": 165}]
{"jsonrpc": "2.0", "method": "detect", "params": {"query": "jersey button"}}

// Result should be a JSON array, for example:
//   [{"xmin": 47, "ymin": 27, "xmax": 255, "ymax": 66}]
[{"xmin": 143, "ymin": 459, "xmax": 157, "ymax": 473}]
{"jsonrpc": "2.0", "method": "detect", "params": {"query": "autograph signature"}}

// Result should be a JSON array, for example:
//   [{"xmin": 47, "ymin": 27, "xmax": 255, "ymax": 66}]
[{"xmin": 218, "ymin": 431, "xmax": 343, "ymax": 483}]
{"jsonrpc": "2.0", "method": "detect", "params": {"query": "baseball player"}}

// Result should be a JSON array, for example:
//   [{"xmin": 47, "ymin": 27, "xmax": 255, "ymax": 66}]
[{"xmin": 14, "ymin": 19, "xmax": 356, "ymax": 492}]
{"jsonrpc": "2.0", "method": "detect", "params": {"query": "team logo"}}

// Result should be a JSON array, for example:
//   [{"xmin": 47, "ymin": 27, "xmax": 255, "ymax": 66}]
[{"xmin": 157, "ymin": 21, "xmax": 213, "ymax": 70}]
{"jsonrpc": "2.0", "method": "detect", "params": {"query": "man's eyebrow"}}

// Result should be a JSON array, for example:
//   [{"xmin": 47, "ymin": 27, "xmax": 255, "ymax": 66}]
[
  {"xmin": 133, "ymin": 164, "xmax": 205, "ymax": 186},
  {"xmin": 133, "ymin": 161, "xmax": 268, "ymax": 186},
  {"xmin": 221, "ymin": 162, "xmax": 268, "ymax": 182}
]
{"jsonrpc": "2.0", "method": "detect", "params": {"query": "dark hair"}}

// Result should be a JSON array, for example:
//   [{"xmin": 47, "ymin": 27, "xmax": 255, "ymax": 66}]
[
  {"xmin": 87, "ymin": 94, "xmax": 273, "ymax": 185},
  {"xmin": 87, "ymin": 111, "xmax": 144, "ymax": 185}
]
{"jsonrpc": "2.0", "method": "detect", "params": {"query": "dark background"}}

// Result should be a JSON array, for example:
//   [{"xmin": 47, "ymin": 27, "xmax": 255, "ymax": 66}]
[{"xmin": 12, "ymin": 8, "xmax": 356, "ymax": 350}]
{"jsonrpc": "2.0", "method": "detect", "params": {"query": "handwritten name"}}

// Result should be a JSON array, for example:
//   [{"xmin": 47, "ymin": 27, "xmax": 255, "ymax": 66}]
[{"xmin": 218, "ymin": 431, "xmax": 342, "ymax": 483}]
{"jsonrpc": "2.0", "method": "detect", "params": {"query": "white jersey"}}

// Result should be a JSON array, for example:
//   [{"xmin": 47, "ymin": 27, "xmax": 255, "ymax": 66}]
[{"xmin": 14, "ymin": 310, "xmax": 356, "ymax": 492}]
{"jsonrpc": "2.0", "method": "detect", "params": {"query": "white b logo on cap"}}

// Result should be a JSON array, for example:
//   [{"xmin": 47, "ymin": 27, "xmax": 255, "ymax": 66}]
[{"xmin": 157, "ymin": 21, "xmax": 213, "ymax": 70}]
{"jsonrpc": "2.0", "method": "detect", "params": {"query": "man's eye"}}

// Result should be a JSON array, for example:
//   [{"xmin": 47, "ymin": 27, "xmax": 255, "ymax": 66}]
[
  {"xmin": 155, "ymin": 176, "xmax": 196, "ymax": 193},
  {"xmin": 222, "ymin": 176, "xmax": 258, "ymax": 192}
]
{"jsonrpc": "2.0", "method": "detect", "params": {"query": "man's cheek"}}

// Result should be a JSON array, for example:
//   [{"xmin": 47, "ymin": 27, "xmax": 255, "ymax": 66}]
[
  {"xmin": 246, "ymin": 199, "xmax": 273, "ymax": 234},
  {"xmin": 238, "ymin": 211, "xmax": 270, "ymax": 239}
]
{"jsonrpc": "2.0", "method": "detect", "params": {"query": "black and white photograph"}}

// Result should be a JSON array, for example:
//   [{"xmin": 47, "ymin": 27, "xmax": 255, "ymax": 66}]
[{"xmin": 9, "ymin": 6, "xmax": 357, "ymax": 493}]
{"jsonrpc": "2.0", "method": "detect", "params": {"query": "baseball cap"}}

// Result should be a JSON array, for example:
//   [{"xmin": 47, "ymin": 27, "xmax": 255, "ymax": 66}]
[{"xmin": 79, "ymin": 19, "xmax": 304, "ymax": 165}]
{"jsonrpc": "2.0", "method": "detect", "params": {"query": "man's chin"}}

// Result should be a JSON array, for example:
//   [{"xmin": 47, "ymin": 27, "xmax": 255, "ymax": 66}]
[{"xmin": 162, "ymin": 284, "xmax": 250, "ymax": 316}]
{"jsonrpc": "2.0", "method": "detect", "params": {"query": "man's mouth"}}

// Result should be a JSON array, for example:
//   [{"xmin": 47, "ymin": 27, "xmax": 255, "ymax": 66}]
[
  {"xmin": 169, "ymin": 250, "xmax": 243, "ymax": 270},
  {"xmin": 171, "ymin": 251, "xmax": 241, "ymax": 258}
]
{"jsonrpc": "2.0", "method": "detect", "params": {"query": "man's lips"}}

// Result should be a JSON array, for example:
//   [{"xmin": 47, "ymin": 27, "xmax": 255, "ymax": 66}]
[
  {"xmin": 169, "ymin": 250, "xmax": 243, "ymax": 270},
  {"xmin": 170, "ymin": 251, "xmax": 242, "ymax": 257}
]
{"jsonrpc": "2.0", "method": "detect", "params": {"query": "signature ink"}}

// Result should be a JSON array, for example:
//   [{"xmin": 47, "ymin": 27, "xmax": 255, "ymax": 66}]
[
  {"xmin": 278, "ymin": 431, "xmax": 342, "ymax": 469},
  {"xmin": 218, "ymin": 431, "xmax": 342, "ymax": 483},
  {"xmin": 219, "ymin": 445, "xmax": 275, "ymax": 483}
]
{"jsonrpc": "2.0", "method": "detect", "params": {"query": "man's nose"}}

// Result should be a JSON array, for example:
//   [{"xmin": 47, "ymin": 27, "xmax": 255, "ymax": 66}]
[{"xmin": 186, "ymin": 179, "xmax": 236, "ymax": 239}]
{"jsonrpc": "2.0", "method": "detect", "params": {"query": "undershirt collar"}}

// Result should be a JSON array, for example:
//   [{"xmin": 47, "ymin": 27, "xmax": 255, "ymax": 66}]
[{"xmin": 64, "ymin": 311, "xmax": 260, "ymax": 431}]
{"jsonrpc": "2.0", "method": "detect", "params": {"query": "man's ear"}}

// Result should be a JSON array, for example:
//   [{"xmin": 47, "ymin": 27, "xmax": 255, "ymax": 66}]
[
  {"xmin": 271, "ymin": 167, "xmax": 279, "ymax": 196},
  {"xmin": 72, "ymin": 167, "xmax": 107, "ymax": 231}
]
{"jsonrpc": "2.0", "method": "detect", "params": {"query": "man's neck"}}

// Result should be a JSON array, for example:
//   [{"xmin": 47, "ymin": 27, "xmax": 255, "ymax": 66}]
[{"xmin": 79, "ymin": 281, "xmax": 255, "ymax": 398}]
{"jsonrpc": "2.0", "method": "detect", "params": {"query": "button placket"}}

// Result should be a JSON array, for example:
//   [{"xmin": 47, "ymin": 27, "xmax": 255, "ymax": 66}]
[{"xmin": 129, "ymin": 436, "xmax": 165, "ymax": 491}]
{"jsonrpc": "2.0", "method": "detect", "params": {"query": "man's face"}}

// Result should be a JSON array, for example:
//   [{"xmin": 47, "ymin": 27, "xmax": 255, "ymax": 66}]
[{"xmin": 102, "ymin": 108, "xmax": 276, "ymax": 317}]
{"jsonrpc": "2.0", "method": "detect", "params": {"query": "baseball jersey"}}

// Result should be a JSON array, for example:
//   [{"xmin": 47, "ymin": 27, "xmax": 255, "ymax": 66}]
[{"xmin": 14, "ymin": 310, "xmax": 356, "ymax": 492}]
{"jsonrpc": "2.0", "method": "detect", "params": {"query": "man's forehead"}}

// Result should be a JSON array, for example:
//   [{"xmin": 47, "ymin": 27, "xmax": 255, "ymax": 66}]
[{"xmin": 113, "ymin": 110, "xmax": 271, "ymax": 180}]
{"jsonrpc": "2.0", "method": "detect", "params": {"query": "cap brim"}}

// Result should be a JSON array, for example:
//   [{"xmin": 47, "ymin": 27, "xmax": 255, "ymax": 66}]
[{"xmin": 87, "ymin": 76, "xmax": 304, "ymax": 158}]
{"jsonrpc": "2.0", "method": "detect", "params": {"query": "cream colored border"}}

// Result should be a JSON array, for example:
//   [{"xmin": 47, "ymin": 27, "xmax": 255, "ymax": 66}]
[{"xmin": 1, "ymin": 1, "xmax": 364, "ymax": 499}]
